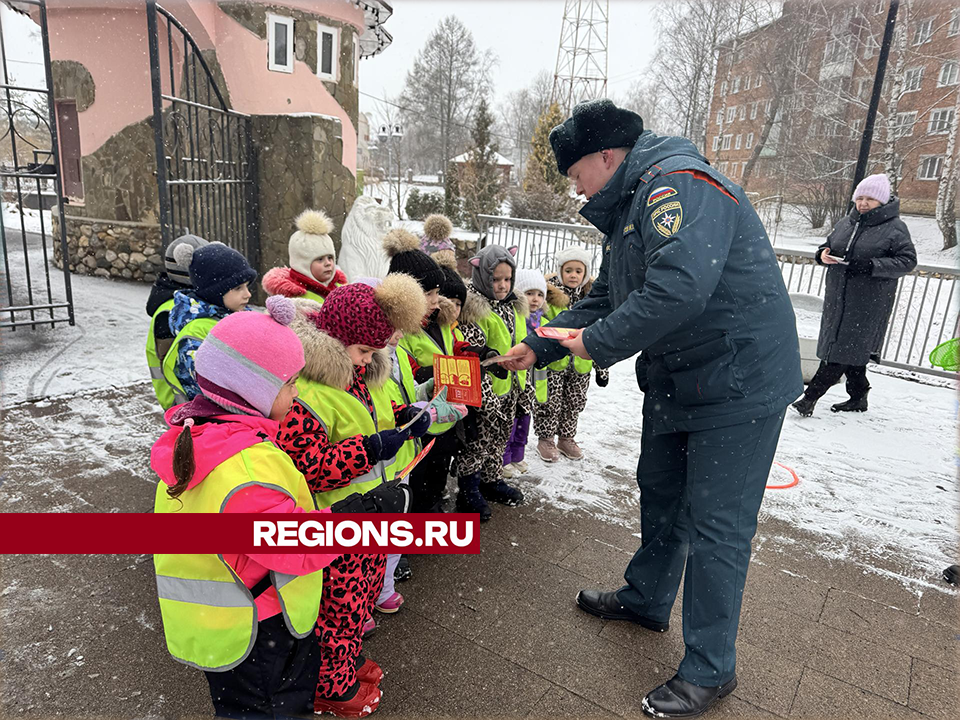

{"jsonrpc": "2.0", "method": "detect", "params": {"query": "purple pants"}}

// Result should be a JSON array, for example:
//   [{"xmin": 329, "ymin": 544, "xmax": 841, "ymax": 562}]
[{"xmin": 503, "ymin": 413, "xmax": 531, "ymax": 466}]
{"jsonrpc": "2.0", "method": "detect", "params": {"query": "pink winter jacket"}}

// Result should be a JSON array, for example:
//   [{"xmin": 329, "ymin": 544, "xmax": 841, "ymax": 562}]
[{"xmin": 152, "ymin": 410, "xmax": 338, "ymax": 621}]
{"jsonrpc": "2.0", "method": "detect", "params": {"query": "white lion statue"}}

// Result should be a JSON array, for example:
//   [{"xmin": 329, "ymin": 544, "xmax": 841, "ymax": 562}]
[{"xmin": 338, "ymin": 195, "xmax": 396, "ymax": 281}]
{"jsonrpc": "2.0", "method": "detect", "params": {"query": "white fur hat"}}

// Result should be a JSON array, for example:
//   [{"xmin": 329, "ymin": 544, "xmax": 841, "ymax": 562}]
[
  {"xmin": 555, "ymin": 245, "xmax": 592, "ymax": 279},
  {"xmin": 289, "ymin": 209, "xmax": 336, "ymax": 278}
]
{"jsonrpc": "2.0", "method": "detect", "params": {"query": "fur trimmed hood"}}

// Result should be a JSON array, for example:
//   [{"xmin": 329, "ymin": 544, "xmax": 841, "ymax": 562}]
[
  {"xmin": 546, "ymin": 282, "xmax": 570, "ymax": 309},
  {"xmin": 459, "ymin": 284, "xmax": 529, "ymax": 327},
  {"xmin": 546, "ymin": 272, "xmax": 593, "ymax": 298},
  {"xmin": 262, "ymin": 266, "xmax": 346, "ymax": 299},
  {"xmin": 435, "ymin": 295, "xmax": 460, "ymax": 326},
  {"xmin": 288, "ymin": 298, "xmax": 391, "ymax": 390}
]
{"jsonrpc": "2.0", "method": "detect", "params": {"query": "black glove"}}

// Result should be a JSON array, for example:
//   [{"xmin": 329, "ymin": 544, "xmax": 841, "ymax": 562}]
[
  {"xmin": 329, "ymin": 481, "xmax": 412, "ymax": 514},
  {"xmin": 364, "ymin": 428, "xmax": 412, "ymax": 462},
  {"xmin": 462, "ymin": 344, "xmax": 508, "ymax": 379},
  {"xmin": 460, "ymin": 344, "xmax": 488, "ymax": 358},
  {"xmin": 846, "ymin": 258, "xmax": 873, "ymax": 277},
  {"xmin": 595, "ymin": 372, "xmax": 609, "ymax": 388},
  {"xmin": 413, "ymin": 366, "xmax": 434, "ymax": 384},
  {"xmin": 396, "ymin": 406, "xmax": 432, "ymax": 438}
]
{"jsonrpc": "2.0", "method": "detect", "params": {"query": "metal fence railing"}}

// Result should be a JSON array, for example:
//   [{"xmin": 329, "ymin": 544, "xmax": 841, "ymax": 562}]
[{"xmin": 478, "ymin": 214, "xmax": 958, "ymax": 378}]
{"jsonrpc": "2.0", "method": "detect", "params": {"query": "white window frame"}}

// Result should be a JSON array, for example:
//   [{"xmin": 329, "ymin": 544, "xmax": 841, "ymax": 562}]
[
  {"xmin": 949, "ymin": 9, "xmax": 960, "ymax": 37},
  {"xmin": 863, "ymin": 34, "xmax": 879, "ymax": 59},
  {"xmin": 764, "ymin": 99, "xmax": 773, "ymax": 115},
  {"xmin": 912, "ymin": 17, "xmax": 934, "ymax": 46},
  {"xmin": 267, "ymin": 14, "xmax": 294, "ymax": 74},
  {"xmin": 746, "ymin": 132, "xmax": 754, "ymax": 149},
  {"xmin": 750, "ymin": 101, "xmax": 758, "ymax": 119},
  {"xmin": 928, "ymin": 108, "xmax": 955, "ymax": 135},
  {"xmin": 874, "ymin": 0, "xmax": 885, "ymax": 14},
  {"xmin": 716, "ymin": 109, "xmax": 723, "ymax": 125},
  {"xmin": 755, "ymin": 74, "xmax": 762, "ymax": 88},
  {"xmin": 917, "ymin": 155, "xmax": 943, "ymax": 180},
  {"xmin": 744, "ymin": 75, "xmax": 751, "ymax": 91},
  {"xmin": 353, "ymin": 34, "xmax": 360, "ymax": 85},
  {"xmin": 738, "ymin": 104, "xmax": 746, "ymax": 121},
  {"xmin": 938, "ymin": 61, "xmax": 959, "ymax": 87},
  {"xmin": 317, "ymin": 22, "xmax": 340, "ymax": 82},
  {"xmin": 719, "ymin": 161, "xmax": 729, "ymax": 173},
  {"xmin": 721, "ymin": 80, "xmax": 728, "ymax": 96},
  {"xmin": 732, "ymin": 76, "xmax": 741, "ymax": 93},
  {"xmin": 849, "ymin": 118, "xmax": 862, "ymax": 138},
  {"xmin": 735, "ymin": 133, "xmax": 742, "ymax": 149},
  {"xmin": 894, "ymin": 111, "xmax": 917, "ymax": 138},
  {"xmin": 726, "ymin": 106, "xmax": 737, "ymax": 123},
  {"xmin": 712, "ymin": 135, "xmax": 721, "ymax": 151},
  {"xmin": 722, "ymin": 134, "xmax": 732, "ymax": 150},
  {"xmin": 903, "ymin": 66, "xmax": 923, "ymax": 93}
]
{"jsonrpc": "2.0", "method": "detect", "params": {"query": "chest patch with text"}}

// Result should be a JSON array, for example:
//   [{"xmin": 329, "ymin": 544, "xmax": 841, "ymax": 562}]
[{"xmin": 651, "ymin": 201, "xmax": 683, "ymax": 238}]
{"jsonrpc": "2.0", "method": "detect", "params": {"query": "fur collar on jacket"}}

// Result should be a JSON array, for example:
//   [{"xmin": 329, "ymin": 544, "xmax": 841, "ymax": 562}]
[
  {"xmin": 459, "ymin": 283, "xmax": 530, "ymax": 326},
  {"xmin": 288, "ymin": 298, "xmax": 391, "ymax": 390},
  {"xmin": 262, "ymin": 266, "xmax": 346, "ymax": 299},
  {"xmin": 435, "ymin": 295, "xmax": 460, "ymax": 326}
]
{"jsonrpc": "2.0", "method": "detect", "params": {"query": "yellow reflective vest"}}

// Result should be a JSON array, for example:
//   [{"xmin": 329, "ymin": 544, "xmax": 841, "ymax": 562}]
[
  {"xmin": 161, "ymin": 316, "xmax": 218, "ymax": 406},
  {"xmin": 475, "ymin": 306, "xmax": 527, "ymax": 396},
  {"xmin": 153, "ymin": 441, "xmax": 323, "ymax": 672},
  {"xmin": 294, "ymin": 378, "xmax": 397, "ymax": 509},
  {"xmin": 384, "ymin": 345, "xmax": 419, "ymax": 477},
  {"xmin": 146, "ymin": 298, "xmax": 179, "ymax": 410}
]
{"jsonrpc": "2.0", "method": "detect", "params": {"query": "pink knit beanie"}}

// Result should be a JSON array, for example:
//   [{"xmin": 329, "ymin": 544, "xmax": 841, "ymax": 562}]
[
  {"xmin": 313, "ymin": 283, "xmax": 396, "ymax": 349},
  {"xmin": 852, "ymin": 173, "xmax": 890, "ymax": 205},
  {"xmin": 194, "ymin": 296, "xmax": 304, "ymax": 417}
]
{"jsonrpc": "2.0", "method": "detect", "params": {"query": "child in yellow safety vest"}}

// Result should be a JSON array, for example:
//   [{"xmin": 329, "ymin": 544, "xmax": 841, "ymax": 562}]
[
  {"xmin": 277, "ymin": 277, "xmax": 437, "ymax": 717},
  {"xmin": 534, "ymin": 246, "xmax": 609, "ymax": 462},
  {"xmin": 145, "ymin": 233, "xmax": 208, "ymax": 410},
  {"xmin": 164, "ymin": 242, "xmax": 257, "ymax": 404},
  {"xmin": 262, "ymin": 209, "xmax": 347, "ymax": 304},
  {"xmin": 150, "ymin": 296, "xmax": 409, "ymax": 720},
  {"xmin": 455, "ymin": 244, "xmax": 528, "ymax": 522}
]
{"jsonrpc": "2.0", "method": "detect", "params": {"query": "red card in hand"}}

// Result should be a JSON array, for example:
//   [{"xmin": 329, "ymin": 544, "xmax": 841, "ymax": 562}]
[
  {"xmin": 535, "ymin": 326, "xmax": 577, "ymax": 340},
  {"xmin": 434, "ymin": 354, "xmax": 482, "ymax": 407}
]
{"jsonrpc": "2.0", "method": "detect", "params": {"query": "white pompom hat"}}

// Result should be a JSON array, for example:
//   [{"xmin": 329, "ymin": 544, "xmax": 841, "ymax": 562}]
[{"xmin": 289, "ymin": 209, "xmax": 336, "ymax": 278}]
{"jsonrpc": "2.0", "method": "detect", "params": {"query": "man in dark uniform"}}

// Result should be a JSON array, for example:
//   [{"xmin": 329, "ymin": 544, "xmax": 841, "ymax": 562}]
[{"xmin": 504, "ymin": 99, "xmax": 802, "ymax": 718}]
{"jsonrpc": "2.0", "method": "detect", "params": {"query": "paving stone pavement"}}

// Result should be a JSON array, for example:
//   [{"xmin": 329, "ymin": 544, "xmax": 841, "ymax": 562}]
[{"xmin": 0, "ymin": 383, "xmax": 957, "ymax": 719}]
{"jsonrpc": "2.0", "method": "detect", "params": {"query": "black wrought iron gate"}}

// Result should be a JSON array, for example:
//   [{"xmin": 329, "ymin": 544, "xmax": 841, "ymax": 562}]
[
  {"xmin": 0, "ymin": 0, "xmax": 75, "ymax": 329},
  {"xmin": 145, "ymin": 0, "xmax": 260, "ymax": 267}
]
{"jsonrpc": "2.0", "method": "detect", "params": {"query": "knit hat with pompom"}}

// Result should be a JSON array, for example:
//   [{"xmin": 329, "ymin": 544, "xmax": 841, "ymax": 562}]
[
  {"xmin": 194, "ymin": 295, "xmax": 304, "ymax": 417},
  {"xmin": 165, "ymin": 234, "xmax": 209, "ymax": 286},
  {"xmin": 433, "ymin": 249, "xmax": 467, "ymax": 306},
  {"xmin": 289, "ymin": 209, "xmax": 336, "ymax": 278},
  {"xmin": 420, "ymin": 213, "xmax": 454, "ymax": 255},
  {"xmin": 174, "ymin": 241, "xmax": 257, "ymax": 307},
  {"xmin": 383, "ymin": 228, "xmax": 444, "ymax": 292},
  {"xmin": 313, "ymin": 276, "xmax": 426, "ymax": 349}
]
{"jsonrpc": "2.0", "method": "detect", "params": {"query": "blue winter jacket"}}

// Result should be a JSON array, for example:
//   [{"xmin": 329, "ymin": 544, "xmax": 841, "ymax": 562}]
[
  {"xmin": 524, "ymin": 131, "xmax": 803, "ymax": 434},
  {"xmin": 168, "ymin": 290, "xmax": 230, "ymax": 400}
]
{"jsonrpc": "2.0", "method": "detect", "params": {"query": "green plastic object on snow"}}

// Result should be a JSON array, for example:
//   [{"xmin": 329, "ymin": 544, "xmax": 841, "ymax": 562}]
[{"xmin": 928, "ymin": 338, "xmax": 960, "ymax": 372}]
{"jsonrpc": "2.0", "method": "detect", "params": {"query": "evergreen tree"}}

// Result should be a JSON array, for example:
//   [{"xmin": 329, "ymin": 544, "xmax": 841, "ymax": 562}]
[
  {"xmin": 525, "ymin": 103, "xmax": 568, "ymax": 196},
  {"xmin": 461, "ymin": 96, "xmax": 505, "ymax": 231}
]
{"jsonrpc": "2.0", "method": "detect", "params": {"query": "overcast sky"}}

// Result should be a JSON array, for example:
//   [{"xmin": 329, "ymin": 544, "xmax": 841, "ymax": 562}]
[{"xmin": 359, "ymin": 0, "xmax": 659, "ymax": 122}]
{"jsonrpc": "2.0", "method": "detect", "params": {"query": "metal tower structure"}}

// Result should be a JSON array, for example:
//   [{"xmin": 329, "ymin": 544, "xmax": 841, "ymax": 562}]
[{"xmin": 551, "ymin": 0, "xmax": 610, "ymax": 115}]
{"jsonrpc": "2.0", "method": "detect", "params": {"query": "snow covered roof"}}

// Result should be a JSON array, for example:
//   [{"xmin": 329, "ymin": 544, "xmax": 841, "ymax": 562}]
[
  {"xmin": 449, "ymin": 149, "xmax": 514, "ymax": 167},
  {"xmin": 354, "ymin": 0, "xmax": 393, "ymax": 58}
]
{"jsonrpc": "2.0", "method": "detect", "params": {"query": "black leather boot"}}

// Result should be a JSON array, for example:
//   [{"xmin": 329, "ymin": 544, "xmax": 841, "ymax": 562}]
[
  {"xmin": 642, "ymin": 674, "xmax": 738, "ymax": 718},
  {"xmin": 480, "ymin": 478, "xmax": 524, "ymax": 506},
  {"xmin": 456, "ymin": 472, "xmax": 491, "ymax": 521},
  {"xmin": 575, "ymin": 589, "xmax": 669, "ymax": 632},
  {"xmin": 943, "ymin": 565, "xmax": 960, "ymax": 586},
  {"xmin": 791, "ymin": 396, "xmax": 817, "ymax": 417},
  {"xmin": 831, "ymin": 388, "xmax": 869, "ymax": 412}
]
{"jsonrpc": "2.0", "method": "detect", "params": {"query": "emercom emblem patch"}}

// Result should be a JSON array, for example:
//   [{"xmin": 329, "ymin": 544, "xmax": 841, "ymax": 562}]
[
  {"xmin": 647, "ymin": 186, "xmax": 678, "ymax": 206},
  {"xmin": 651, "ymin": 201, "xmax": 683, "ymax": 238}
]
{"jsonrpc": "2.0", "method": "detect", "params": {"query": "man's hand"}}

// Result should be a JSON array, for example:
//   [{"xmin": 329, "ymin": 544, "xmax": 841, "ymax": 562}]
[
  {"xmin": 502, "ymin": 343, "xmax": 537, "ymax": 371},
  {"xmin": 559, "ymin": 329, "xmax": 592, "ymax": 360}
]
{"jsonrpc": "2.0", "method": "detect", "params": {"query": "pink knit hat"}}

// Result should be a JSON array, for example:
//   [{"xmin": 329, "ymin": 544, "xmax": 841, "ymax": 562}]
[
  {"xmin": 194, "ymin": 296, "xmax": 304, "ymax": 417},
  {"xmin": 852, "ymin": 173, "xmax": 890, "ymax": 205}
]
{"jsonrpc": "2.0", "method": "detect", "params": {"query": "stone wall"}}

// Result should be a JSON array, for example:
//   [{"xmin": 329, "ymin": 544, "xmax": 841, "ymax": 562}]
[{"xmin": 52, "ymin": 211, "xmax": 163, "ymax": 282}]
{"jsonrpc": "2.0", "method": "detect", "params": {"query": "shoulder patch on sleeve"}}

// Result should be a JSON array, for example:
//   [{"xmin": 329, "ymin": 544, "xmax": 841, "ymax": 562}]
[
  {"xmin": 650, "ymin": 201, "xmax": 683, "ymax": 238},
  {"xmin": 647, "ymin": 186, "xmax": 678, "ymax": 206}
]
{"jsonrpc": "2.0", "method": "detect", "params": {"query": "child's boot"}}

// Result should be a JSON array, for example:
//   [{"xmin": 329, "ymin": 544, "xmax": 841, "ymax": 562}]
[
  {"xmin": 480, "ymin": 478, "xmax": 524, "ymax": 507},
  {"xmin": 501, "ymin": 463, "xmax": 519, "ymax": 479},
  {"xmin": 537, "ymin": 437, "xmax": 560, "ymax": 462},
  {"xmin": 557, "ymin": 437, "xmax": 583, "ymax": 460},
  {"xmin": 314, "ymin": 679, "xmax": 382, "ymax": 717},
  {"xmin": 356, "ymin": 656, "xmax": 384, "ymax": 686},
  {"xmin": 456, "ymin": 472, "xmax": 491, "ymax": 521},
  {"xmin": 513, "ymin": 459, "xmax": 530, "ymax": 474}
]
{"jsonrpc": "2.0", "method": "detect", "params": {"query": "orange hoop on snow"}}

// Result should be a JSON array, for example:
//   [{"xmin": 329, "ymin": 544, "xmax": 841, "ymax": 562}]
[{"xmin": 766, "ymin": 462, "xmax": 800, "ymax": 490}]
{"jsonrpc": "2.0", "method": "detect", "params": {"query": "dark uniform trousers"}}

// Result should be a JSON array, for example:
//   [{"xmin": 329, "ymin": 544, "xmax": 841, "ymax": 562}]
[
  {"xmin": 617, "ymin": 409, "xmax": 786, "ymax": 687},
  {"xmin": 803, "ymin": 361, "xmax": 870, "ymax": 402}
]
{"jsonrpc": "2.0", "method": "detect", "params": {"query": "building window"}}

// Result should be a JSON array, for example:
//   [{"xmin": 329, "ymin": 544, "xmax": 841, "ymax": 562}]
[
  {"xmin": 755, "ymin": 74, "xmax": 762, "ymax": 88},
  {"xmin": 722, "ymin": 134, "xmax": 732, "ymax": 150},
  {"xmin": 719, "ymin": 161, "xmax": 729, "ymax": 173},
  {"xmin": 863, "ymin": 34, "xmax": 879, "ymax": 59},
  {"xmin": 735, "ymin": 134, "xmax": 742, "ymax": 149},
  {"xmin": 744, "ymin": 75, "xmax": 751, "ymax": 91},
  {"xmin": 717, "ymin": 109, "xmax": 723, "ymax": 125},
  {"xmin": 854, "ymin": 77, "xmax": 870, "ymax": 100},
  {"xmin": 938, "ymin": 61, "xmax": 959, "ymax": 87},
  {"xmin": 726, "ymin": 106, "xmax": 737, "ymax": 123},
  {"xmin": 267, "ymin": 14, "xmax": 294, "ymax": 73},
  {"xmin": 721, "ymin": 80, "xmax": 728, "ymax": 96},
  {"xmin": 849, "ymin": 118, "xmax": 862, "ymax": 138},
  {"xmin": 874, "ymin": 0, "xmax": 885, "ymax": 13},
  {"xmin": 893, "ymin": 111, "xmax": 917, "ymax": 138},
  {"xmin": 746, "ymin": 132, "xmax": 754, "ymax": 149},
  {"xmin": 823, "ymin": 37, "xmax": 850, "ymax": 64},
  {"xmin": 317, "ymin": 23, "xmax": 340, "ymax": 82},
  {"xmin": 912, "ymin": 17, "xmax": 934, "ymax": 46},
  {"xmin": 928, "ymin": 108, "xmax": 954, "ymax": 134},
  {"xmin": 749, "ymin": 101, "xmax": 758, "ymax": 119},
  {"xmin": 738, "ymin": 104, "xmax": 745, "ymax": 120},
  {"xmin": 950, "ymin": 9, "xmax": 960, "ymax": 37},
  {"xmin": 732, "ymin": 76, "xmax": 741, "ymax": 93},
  {"xmin": 764, "ymin": 99, "xmax": 773, "ymax": 115},
  {"xmin": 730, "ymin": 162, "xmax": 739, "ymax": 177},
  {"xmin": 353, "ymin": 34, "xmax": 360, "ymax": 85},
  {"xmin": 917, "ymin": 155, "xmax": 943, "ymax": 180},
  {"xmin": 903, "ymin": 67, "xmax": 923, "ymax": 93},
  {"xmin": 712, "ymin": 135, "xmax": 721, "ymax": 151}
]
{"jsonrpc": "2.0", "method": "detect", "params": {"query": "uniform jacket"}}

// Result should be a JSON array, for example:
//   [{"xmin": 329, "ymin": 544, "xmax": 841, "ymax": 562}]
[
  {"xmin": 816, "ymin": 199, "xmax": 916, "ymax": 366},
  {"xmin": 525, "ymin": 131, "xmax": 803, "ymax": 433}
]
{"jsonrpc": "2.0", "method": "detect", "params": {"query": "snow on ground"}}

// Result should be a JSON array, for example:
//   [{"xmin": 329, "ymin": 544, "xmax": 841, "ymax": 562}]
[
  {"xmin": 2, "ymin": 203, "xmax": 51, "ymax": 236},
  {"xmin": 524, "ymin": 359, "xmax": 958, "ymax": 594},
  {"xmin": 766, "ymin": 204, "xmax": 957, "ymax": 268}
]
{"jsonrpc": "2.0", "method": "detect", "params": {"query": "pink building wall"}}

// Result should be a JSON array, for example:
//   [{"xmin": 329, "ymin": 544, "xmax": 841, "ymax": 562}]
[{"xmin": 42, "ymin": 0, "xmax": 362, "ymax": 173}]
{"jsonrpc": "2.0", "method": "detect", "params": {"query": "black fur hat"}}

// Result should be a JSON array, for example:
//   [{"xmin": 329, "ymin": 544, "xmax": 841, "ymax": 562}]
[{"xmin": 549, "ymin": 99, "xmax": 644, "ymax": 176}]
